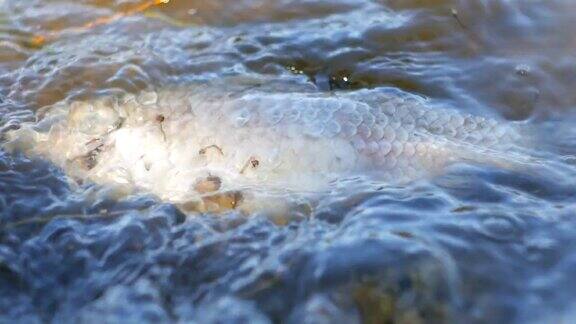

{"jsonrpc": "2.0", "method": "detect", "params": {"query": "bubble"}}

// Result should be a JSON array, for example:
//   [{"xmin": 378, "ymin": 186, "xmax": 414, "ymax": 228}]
[
  {"xmin": 478, "ymin": 215, "xmax": 522, "ymax": 243},
  {"xmin": 515, "ymin": 64, "xmax": 531, "ymax": 76}
]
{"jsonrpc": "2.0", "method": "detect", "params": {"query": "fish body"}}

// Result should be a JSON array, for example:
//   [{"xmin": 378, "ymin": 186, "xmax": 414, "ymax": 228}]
[{"xmin": 6, "ymin": 79, "xmax": 531, "ymax": 212}]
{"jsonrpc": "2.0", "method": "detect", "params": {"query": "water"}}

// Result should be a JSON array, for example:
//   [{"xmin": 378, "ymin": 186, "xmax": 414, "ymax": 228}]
[{"xmin": 1, "ymin": 0, "xmax": 576, "ymax": 323}]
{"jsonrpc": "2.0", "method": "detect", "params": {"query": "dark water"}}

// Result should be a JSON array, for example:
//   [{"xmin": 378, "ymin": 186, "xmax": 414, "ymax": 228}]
[{"xmin": 1, "ymin": 0, "xmax": 576, "ymax": 323}]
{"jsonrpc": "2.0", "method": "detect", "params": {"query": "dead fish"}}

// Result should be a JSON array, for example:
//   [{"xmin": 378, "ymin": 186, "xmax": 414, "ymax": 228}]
[{"xmin": 5, "ymin": 77, "xmax": 536, "ymax": 213}]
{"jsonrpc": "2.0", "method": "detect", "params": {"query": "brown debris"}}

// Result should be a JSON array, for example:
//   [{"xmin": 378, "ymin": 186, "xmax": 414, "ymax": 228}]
[
  {"xmin": 179, "ymin": 191, "xmax": 243, "ymax": 213},
  {"xmin": 194, "ymin": 175, "xmax": 222, "ymax": 194},
  {"xmin": 156, "ymin": 114, "xmax": 167, "ymax": 141},
  {"xmin": 199, "ymin": 145, "xmax": 224, "ymax": 156},
  {"xmin": 240, "ymin": 156, "xmax": 260, "ymax": 174}
]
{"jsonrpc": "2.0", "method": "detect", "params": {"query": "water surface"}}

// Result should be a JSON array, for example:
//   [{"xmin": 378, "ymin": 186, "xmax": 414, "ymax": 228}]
[{"xmin": 1, "ymin": 0, "xmax": 576, "ymax": 323}]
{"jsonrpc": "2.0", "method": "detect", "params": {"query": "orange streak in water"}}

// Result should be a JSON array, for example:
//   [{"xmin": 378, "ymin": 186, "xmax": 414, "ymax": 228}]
[{"xmin": 31, "ymin": 0, "xmax": 171, "ymax": 47}]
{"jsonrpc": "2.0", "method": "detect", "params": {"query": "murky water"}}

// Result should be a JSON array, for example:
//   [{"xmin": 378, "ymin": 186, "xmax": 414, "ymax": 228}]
[{"xmin": 1, "ymin": 0, "xmax": 576, "ymax": 323}]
